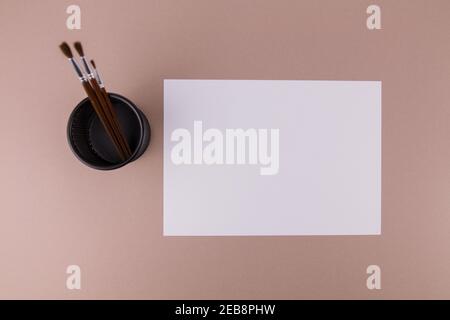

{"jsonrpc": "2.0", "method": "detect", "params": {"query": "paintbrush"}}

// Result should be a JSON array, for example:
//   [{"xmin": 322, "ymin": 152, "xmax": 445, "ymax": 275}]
[
  {"xmin": 90, "ymin": 59, "xmax": 132, "ymax": 156},
  {"xmin": 73, "ymin": 42, "xmax": 131, "ymax": 158},
  {"xmin": 59, "ymin": 42, "xmax": 126, "ymax": 161}
]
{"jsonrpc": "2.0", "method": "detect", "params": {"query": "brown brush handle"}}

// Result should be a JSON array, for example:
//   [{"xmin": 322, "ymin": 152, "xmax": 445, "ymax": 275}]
[
  {"xmin": 100, "ymin": 87, "xmax": 132, "ymax": 156},
  {"xmin": 81, "ymin": 81, "xmax": 127, "ymax": 161},
  {"xmin": 88, "ymin": 79, "xmax": 131, "ymax": 158}
]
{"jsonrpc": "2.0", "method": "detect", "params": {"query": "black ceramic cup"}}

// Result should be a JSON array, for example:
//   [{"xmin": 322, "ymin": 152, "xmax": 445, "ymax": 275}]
[{"xmin": 67, "ymin": 93, "xmax": 150, "ymax": 170}]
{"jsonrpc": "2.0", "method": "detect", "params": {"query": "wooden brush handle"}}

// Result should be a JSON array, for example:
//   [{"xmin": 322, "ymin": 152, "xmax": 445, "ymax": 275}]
[
  {"xmin": 89, "ymin": 79, "xmax": 131, "ymax": 158},
  {"xmin": 82, "ymin": 81, "xmax": 127, "ymax": 161},
  {"xmin": 101, "ymin": 87, "xmax": 132, "ymax": 156}
]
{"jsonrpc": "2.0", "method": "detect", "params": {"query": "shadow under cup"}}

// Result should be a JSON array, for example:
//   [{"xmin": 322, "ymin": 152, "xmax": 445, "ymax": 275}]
[{"xmin": 67, "ymin": 93, "xmax": 151, "ymax": 170}]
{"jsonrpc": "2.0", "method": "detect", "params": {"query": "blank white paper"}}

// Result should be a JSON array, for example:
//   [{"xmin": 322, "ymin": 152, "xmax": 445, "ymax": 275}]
[{"xmin": 164, "ymin": 80, "xmax": 381, "ymax": 236}]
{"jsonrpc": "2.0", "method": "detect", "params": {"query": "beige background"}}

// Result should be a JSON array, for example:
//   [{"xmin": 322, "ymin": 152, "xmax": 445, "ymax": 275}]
[{"xmin": 0, "ymin": 0, "xmax": 449, "ymax": 299}]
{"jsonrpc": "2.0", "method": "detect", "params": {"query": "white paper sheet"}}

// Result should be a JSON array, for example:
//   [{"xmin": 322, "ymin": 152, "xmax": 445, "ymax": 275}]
[{"xmin": 164, "ymin": 80, "xmax": 381, "ymax": 236}]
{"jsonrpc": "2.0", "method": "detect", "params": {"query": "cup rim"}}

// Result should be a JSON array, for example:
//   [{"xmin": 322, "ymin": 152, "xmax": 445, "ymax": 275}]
[{"xmin": 67, "ymin": 93, "xmax": 146, "ymax": 170}]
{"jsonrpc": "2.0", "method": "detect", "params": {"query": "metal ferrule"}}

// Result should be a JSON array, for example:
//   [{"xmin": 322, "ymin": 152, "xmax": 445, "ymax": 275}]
[
  {"xmin": 93, "ymin": 68, "xmax": 104, "ymax": 88},
  {"xmin": 69, "ymin": 58, "xmax": 86, "ymax": 81},
  {"xmin": 80, "ymin": 56, "xmax": 95, "ymax": 80}
]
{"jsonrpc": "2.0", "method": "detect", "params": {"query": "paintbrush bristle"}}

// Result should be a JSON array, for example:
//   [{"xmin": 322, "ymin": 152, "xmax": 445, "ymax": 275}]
[
  {"xmin": 59, "ymin": 42, "xmax": 73, "ymax": 59},
  {"xmin": 90, "ymin": 60, "xmax": 96, "ymax": 69},
  {"xmin": 73, "ymin": 41, "xmax": 84, "ymax": 57}
]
